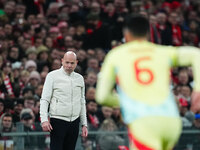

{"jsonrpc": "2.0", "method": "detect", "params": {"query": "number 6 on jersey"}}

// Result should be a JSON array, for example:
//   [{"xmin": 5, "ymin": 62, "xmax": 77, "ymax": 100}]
[{"xmin": 134, "ymin": 56, "xmax": 154, "ymax": 85}]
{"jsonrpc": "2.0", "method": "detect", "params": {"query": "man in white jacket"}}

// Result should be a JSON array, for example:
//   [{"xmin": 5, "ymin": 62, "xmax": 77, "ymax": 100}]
[{"xmin": 40, "ymin": 51, "xmax": 88, "ymax": 150}]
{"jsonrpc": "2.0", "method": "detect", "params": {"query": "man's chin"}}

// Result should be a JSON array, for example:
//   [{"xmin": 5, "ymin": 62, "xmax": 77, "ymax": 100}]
[{"xmin": 66, "ymin": 70, "xmax": 72, "ymax": 74}]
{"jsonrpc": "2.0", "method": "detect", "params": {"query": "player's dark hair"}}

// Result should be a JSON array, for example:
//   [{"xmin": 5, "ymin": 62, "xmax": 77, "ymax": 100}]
[{"xmin": 123, "ymin": 14, "xmax": 149, "ymax": 37}]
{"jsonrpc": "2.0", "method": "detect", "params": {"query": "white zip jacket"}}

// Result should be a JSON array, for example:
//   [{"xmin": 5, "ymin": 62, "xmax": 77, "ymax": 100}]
[{"xmin": 40, "ymin": 67, "xmax": 87, "ymax": 127}]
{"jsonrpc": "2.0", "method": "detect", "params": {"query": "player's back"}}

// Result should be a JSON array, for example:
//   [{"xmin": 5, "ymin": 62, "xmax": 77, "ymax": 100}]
[{"xmin": 111, "ymin": 40, "xmax": 176, "ymax": 105}]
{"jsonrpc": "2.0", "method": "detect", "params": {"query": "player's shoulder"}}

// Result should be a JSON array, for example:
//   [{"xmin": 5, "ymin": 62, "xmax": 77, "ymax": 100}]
[
  {"xmin": 178, "ymin": 46, "xmax": 200, "ymax": 51},
  {"xmin": 154, "ymin": 44, "xmax": 178, "ymax": 53},
  {"xmin": 108, "ymin": 42, "xmax": 131, "ymax": 56}
]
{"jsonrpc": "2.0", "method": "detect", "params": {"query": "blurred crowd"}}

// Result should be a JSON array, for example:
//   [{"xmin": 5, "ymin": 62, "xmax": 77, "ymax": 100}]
[{"xmin": 0, "ymin": 0, "xmax": 200, "ymax": 149}]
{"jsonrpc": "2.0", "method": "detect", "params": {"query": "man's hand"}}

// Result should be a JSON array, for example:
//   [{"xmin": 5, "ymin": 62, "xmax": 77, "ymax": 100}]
[
  {"xmin": 41, "ymin": 121, "xmax": 53, "ymax": 132},
  {"xmin": 190, "ymin": 91, "xmax": 200, "ymax": 113},
  {"xmin": 81, "ymin": 126, "xmax": 88, "ymax": 137}
]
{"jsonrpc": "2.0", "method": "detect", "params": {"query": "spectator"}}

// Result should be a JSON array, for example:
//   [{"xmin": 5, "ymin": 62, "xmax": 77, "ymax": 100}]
[
  {"xmin": 179, "ymin": 84, "xmax": 192, "ymax": 103},
  {"xmin": 34, "ymin": 84, "xmax": 43, "ymax": 100},
  {"xmin": 25, "ymin": 60, "xmax": 37, "ymax": 73},
  {"xmin": 40, "ymin": 71, "xmax": 48, "ymax": 84},
  {"xmin": 33, "ymin": 99, "xmax": 40, "ymax": 122},
  {"xmin": 96, "ymin": 48, "xmax": 106, "ymax": 67},
  {"xmin": 12, "ymin": 98, "xmax": 24, "ymax": 125},
  {"xmin": 51, "ymin": 58, "xmax": 61, "ymax": 71},
  {"xmin": 83, "ymin": 13, "xmax": 111, "ymax": 50},
  {"xmin": 50, "ymin": 48, "xmax": 61, "ymax": 60},
  {"xmin": 0, "ymin": 99, "xmax": 4, "ymax": 117},
  {"xmin": 57, "ymin": 21, "xmax": 68, "ymax": 38},
  {"xmin": 36, "ymin": 45, "xmax": 50, "ymax": 72},
  {"xmin": 63, "ymin": 35, "xmax": 74, "ymax": 49},
  {"xmin": 178, "ymin": 69, "xmax": 190, "ymax": 85},
  {"xmin": 86, "ymin": 87, "xmax": 96, "ymax": 101},
  {"xmin": 77, "ymin": 49, "xmax": 87, "ymax": 74},
  {"xmin": 20, "ymin": 108, "xmax": 44, "ymax": 149},
  {"xmin": 86, "ymin": 57, "xmax": 99, "ymax": 74},
  {"xmin": 83, "ymin": 99, "xmax": 100, "ymax": 150},
  {"xmin": 12, "ymin": 62, "xmax": 22, "ymax": 97},
  {"xmin": 167, "ymin": 11, "xmax": 182, "ymax": 46},
  {"xmin": 85, "ymin": 71, "xmax": 97, "ymax": 89},
  {"xmin": 0, "ymin": 62, "xmax": 15, "ymax": 98},
  {"xmin": 27, "ymin": 71, "xmax": 41, "ymax": 90},
  {"xmin": 26, "ymin": 47, "xmax": 37, "ymax": 61},
  {"xmin": 0, "ymin": 113, "xmax": 15, "ymax": 149},
  {"xmin": 0, "ymin": 113, "xmax": 14, "ymax": 133},
  {"xmin": 44, "ymin": 37, "xmax": 53, "ymax": 50},
  {"xmin": 24, "ymin": 96, "xmax": 35, "ymax": 110},
  {"xmin": 111, "ymin": 107, "xmax": 126, "ymax": 130},
  {"xmin": 86, "ymin": 100, "xmax": 99, "ymax": 130},
  {"xmin": 149, "ymin": 14, "xmax": 161, "ymax": 44},
  {"xmin": 97, "ymin": 106, "xmax": 113, "ymax": 124},
  {"xmin": 22, "ymin": 87, "xmax": 34, "ymax": 98},
  {"xmin": 97, "ymin": 118, "xmax": 125, "ymax": 150},
  {"xmin": 19, "ymin": 70, "xmax": 30, "ymax": 97}
]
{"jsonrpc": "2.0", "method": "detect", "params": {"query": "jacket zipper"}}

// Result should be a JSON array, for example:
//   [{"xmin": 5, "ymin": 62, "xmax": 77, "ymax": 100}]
[{"xmin": 70, "ymin": 77, "xmax": 73, "ymax": 121}]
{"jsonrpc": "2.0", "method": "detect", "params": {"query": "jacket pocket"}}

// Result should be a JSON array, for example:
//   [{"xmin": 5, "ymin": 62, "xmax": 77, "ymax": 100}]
[
  {"xmin": 49, "ymin": 97, "xmax": 58, "ymax": 115},
  {"xmin": 73, "ymin": 83, "xmax": 83, "ymax": 99}
]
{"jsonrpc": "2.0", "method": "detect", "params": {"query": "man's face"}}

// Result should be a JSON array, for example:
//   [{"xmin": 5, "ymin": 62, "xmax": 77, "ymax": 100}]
[
  {"xmin": 62, "ymin": 53, "xmax": 77, "ymax": 74},
  {"xmin": 88, "ymin": 58, "xmax": 98, "ymax": 70},
  {"xmin": 33, "ymin": 101, "xmax": 40, "ymax": 114},
  {"xmin": 86, "ymin": 73, "xmax": 97, "ymax": 86},
  {"xmin": 102, "ymin": 107, "xmax": 113, "ymax": 118},
  {"xmin": 169, "ymin": 12, "xmax": 178, "ymax": 25},
  {"xmin": 9, "ymin": 47, "xmax": 19, "ymax": 59},
  {"xmin": 14, "ymin": 104, "xmax": 23, "ymax": 114},
  {"xmin": 2, "ymin": 116, "xmax": 12, "ymax": 129},
  {"xmin": 87, "ymin": 101, "xmax": 97, "ymax": 114},
  {"xmin": 156, "ymin": 13, "xmax": 166, "ymax": 25},
  {"xmin": 178, "ymin": 71, "xmax": 188, "ymax": 85},
  {"xmin": 24, "ymin": 99, "xmax": 35, "ymax": 110}
]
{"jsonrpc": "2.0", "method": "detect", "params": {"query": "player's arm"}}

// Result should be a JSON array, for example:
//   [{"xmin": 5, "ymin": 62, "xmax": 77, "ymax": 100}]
[
  {"xmin": 176, "ymin": 47, "xmax": 200, "ymax": 91},
  {"xmin": 96, "ymin": 53, "xmax": 120, "ymax": 107},
  {"xmin": 177, "ymin": 47, "xmax": 200, "ymax": 113}
]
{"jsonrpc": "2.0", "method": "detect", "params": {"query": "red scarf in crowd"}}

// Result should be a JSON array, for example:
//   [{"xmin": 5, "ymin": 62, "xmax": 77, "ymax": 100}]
[
  {"xmin": 150, "ymin": 24, "xmax": 161, "ymax": 44},
  {"xmin": 4, "ymin": 75, "xmax": 15, "ymax": 98},
  {"xmin": 34, "ymin": 0, "xmax": 44, "ymax": 15},
  {"xmin": 87, "ymin": 21, "xmax": 103, "ymax": 35},
  {"xmin": 88, "ymin": 114, "xmax": 99, "ymax": 128},
  {"xmin": 172, "ymin": 25, "xmax": 182, "ymax": 46},
  {"xmin": 157, "ymin": 23, "xmax": 166, "ymax": 31}
]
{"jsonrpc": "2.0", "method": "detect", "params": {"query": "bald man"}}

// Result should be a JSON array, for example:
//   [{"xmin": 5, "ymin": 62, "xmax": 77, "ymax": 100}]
[{"xmin": 40, "ymin": 51, "xmax": 88, "ymax": 150}]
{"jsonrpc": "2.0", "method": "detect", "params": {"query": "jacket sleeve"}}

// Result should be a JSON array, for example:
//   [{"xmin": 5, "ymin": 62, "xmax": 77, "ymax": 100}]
[
  {"xmin": 80, "ymin": 78, "xmax": 87, "ymax": 127},
  {"xmin": 40, "ymin": 73, "xmax": 53, "ymax": 123}
]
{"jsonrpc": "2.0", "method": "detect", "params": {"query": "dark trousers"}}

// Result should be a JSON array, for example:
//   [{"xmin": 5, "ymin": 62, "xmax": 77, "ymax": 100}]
[{"xmin": 50, "ymin": 117, "xmax": 80, "ymax": 150}]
